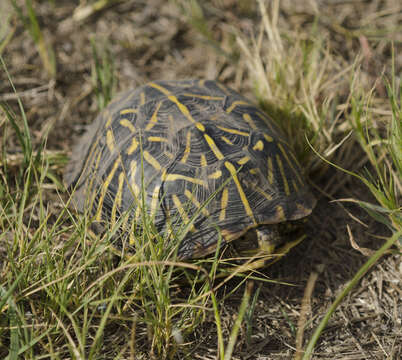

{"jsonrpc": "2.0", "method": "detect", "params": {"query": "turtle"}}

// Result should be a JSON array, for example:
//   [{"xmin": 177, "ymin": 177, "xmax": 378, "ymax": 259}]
[{"xmin": 65, "ymin": 79, "xmax": 316, "ymax": 261}]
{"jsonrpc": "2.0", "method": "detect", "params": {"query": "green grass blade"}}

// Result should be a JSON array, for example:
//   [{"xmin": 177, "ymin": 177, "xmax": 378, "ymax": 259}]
[
  {"xmin": 0, "ymin": 274, "xmax": 25, "ymax": 315},
  {"xmin": 0, "ymin": 286, "xmax": 19, "ymax": 360},
  {"xmin": 302, "ymin": 230, "xmax": 401, "ymax": 359},
  {"xmin": 8, "ymin": 301, "xmax": 19, "ymax": 360},
  {"xmin": 91, "ymin": 39, "xmax": 116, "ymax": 110},
  {"xmin": 246, "ymin": 284, "xmax": 261, "ymax": 346},
  {"xmin": 1, "ymin": 55, "xmax": 32, "ymax": 165},
  {"xmin": 211, "ymin": 290, "xmax": 224, "ymax": 360},
  {"xmin": 3, "ymin": 329, "xmax": 53, "ymax": 360},
  {"xmin": 10, "ymin": 0, "xmax": 56, "ymax": 77},
  {"xmin": 224, "ymin": 281, "xmax": 253, "ymax": 360}
]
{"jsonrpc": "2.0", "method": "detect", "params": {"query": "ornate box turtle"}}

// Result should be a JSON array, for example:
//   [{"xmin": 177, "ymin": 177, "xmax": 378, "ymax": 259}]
[{"xmin": 65, "ymin": 80, "xmax": 316, "ymax": 260}]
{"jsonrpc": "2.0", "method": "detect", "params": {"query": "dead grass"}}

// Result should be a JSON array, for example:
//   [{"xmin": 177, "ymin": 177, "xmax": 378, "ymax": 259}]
[{"xmin": 0, "ymin": 0, "xmax": 401, "ymax": 359}]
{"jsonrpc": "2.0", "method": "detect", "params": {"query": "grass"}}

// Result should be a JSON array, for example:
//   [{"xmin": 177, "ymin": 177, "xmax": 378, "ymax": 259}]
[
  {"xmin": 237, "ymin": 1, "xmax": 401, "ymax": 356},
  {"xmin": 1, "ymin": 0, "xmax": 401, "ymax": 359},
  {"xmin": 91, "ymin": 39, "xmax": 116, "ymax": 111},
  {"xmin": 300, "ymin": 65, "xmax": 401, "ymax": 357},
  {"xmin": 10, "ymin": 0, "xmax": 56, "ymax": 78},
  {"xmin": 0, "ymin": 55, "xmax": 258, "ymax": 358}
]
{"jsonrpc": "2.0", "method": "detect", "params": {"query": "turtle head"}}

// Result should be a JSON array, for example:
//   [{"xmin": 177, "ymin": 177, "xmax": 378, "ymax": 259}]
[{"xmin": 228, "ymin": 220, "xmax": 307, "ymax": 269}]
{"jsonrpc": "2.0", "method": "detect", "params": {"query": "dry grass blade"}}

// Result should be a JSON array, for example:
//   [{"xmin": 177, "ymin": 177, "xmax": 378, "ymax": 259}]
[
  {"xmin": 223, "ymin": 281, "xmax": 254, "ymax": 360},
  {"xmin": 73, "ymin": 0, "xmax": 125, "ymax": 23},
  {"xmin": 302, "ymin": 230, "xmax": 401, "ymax": 359},
  {"xmin": 294, "ymin": 265, "xmax": 323, "ymax": 360},
  {"xmin": 236, "ymin": 0, "xmax": 353, "ymax": 166}
]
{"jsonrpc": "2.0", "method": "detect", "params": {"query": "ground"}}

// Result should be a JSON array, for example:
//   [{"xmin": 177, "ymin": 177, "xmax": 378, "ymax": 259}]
[{"xmin": 0, "ymin": 0, "xmax": 401, "ymax": 359}]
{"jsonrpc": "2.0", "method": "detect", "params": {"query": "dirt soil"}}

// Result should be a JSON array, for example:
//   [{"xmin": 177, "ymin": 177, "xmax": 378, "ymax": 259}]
[{"xmin": 1, "ymin": 0, "xmax": 401, "ymax": 359}]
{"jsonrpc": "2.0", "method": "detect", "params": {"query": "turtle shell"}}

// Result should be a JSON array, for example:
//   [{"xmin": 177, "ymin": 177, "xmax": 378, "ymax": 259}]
[{"xmin": 65, "ymin": 79, "xmax": 316, "ymax": 259}]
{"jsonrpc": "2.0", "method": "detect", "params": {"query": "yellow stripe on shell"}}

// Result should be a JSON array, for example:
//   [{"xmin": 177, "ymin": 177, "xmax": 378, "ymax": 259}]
[
  {"xmin": 184, "ymin": 189, "xmax": 210, "ymax": 217},
  {"xmin": 267, "ymin": 157, "xmax": 274, "ymax": 184},
  {"xmin": 195, "ymin": 122, "xmax": 205, "ymax": 131},
  {"xmin": 216, "ymin": 125, "xmax": 249, "ymax": 137},
  {"xmin": 242, "ymin": 113, "xmax": 257, "ymax": 129},
  {"xmin": 224, "ymin": 161, "xmax": 256, "ymax": 224},
  {"xmin": 225, "ymin": 100, "xmax": 249, "ymax": 113},
  {"xmin": 264, "ymin": 133, "xmax": 273, "ymax": 142},
  {"xmin": 221, "ymin": 136, "xmax": 233, "ymax": 145},
  {"xmin": 127, "ymin": 138, "xmax": 139, "ymax": 155},
  {"xmin": 182, "ymin": 93, "xmax": 224, "ymax": 101},
  {"xmin": 96, "ymin": 158, "xmax": 121, "ymax": 221},
  {"xmin": 276, "ymin": 154, "xmax": 290, "ymax": 196},
  {"xmin": 149, "ymin": 82, "xmax": 196, "ymax": 123},
  {"xmin": 164, "ymin": 173, "xmax": 206, "ymax": 186},
  {"xmin": 111, "ymin": 171, "xmax": 125, "ymax": 226},
  {"xmin": 200, "ymin": 154, "xmax": 207, "ymax": 166},
  {"xmin": 172, "ymin": 194, "xmax": 195, "ymax": 232},
  {"xmin": 105, "ymin": 113, "xmax": 113, "ymax": 128},
  {"xmin": 148, "ymin": 136, "xmax": 167, "ymax": 142},
  {"xmin": 219, "ymin": 187, "xmax": 229, "ymax": 221},
  {"xmin": 145, "ymin": 101, "xmax": 162, "ymax": 131},
  {"xmin": 140, "ymin": 92, "xmax": 145, "ymax": 105},
  {"xmin": 129, "ymin": 160, "xmax": 140, "ymax": 197},
  {"xmin": 181, "ymin": 131, "xmax": 192, "ymax": 163},
  {"xmin": 120, "ymin": 119, "xmax": 136, "ymax": 133},
  {"xmin": 277, "ymin": 143, "xmax": 304, "ymax": 187},
  {"xmin": 106, "ymin": 129, "xmax": 115, "ymax": 152},
  {"xmin": 150, "ymin": 185, "xmax": 161, "ymax": 217},
  {"xmin": 237, "ymin": 156, "xmax": 250, "ymax": 165},
  {"xmin": 204, "ymin": 134, "xmax": 224, "ymax": 160},
  {"xmin": 208, "ymin": 170, "xmax": 222, "ymax": 179},
  {"xmin": 120, "ymin": 108, "xmax": 138, "ymax": 115},
  {"xmin": 252, "ymin": 140, "xmax": 264, "ymax": 151},
  {"xmin": 143, "ymin": 151, "xmax": 161, "ymax": 171}
]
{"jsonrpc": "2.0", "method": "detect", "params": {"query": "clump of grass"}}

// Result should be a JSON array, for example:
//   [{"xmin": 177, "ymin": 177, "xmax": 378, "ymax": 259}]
[
  {"xmin": 0, "ymin": 56, "xmax": 69, "ymax": 356},
  {"xmin": 302, "ymin": 61, "xmax": 401, "ymax": 358},
  {"xmin": 91, "ymin": 39, "xmax": 117, "ymax": 111},
  {"xmin": 1, "ymin": 54, "xmax": 243, "ymax": 358},
  {"xmin": 10, "ymin": 0, "xmax": 56, "ymax": 78},
  {"xmin": 236, "ymin": 0, "xmax": 354, "ymax": 168},
  {"xmin": 235, "ymin": 0, "xmax": 400, "ymax": 357},
  {"xmin": 0, "ymin": 98, "xmax": 203, "ymax": 360},
  {"xmin": 342, "ymin": 64, "xmax": 401, "ymax": 238}
]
